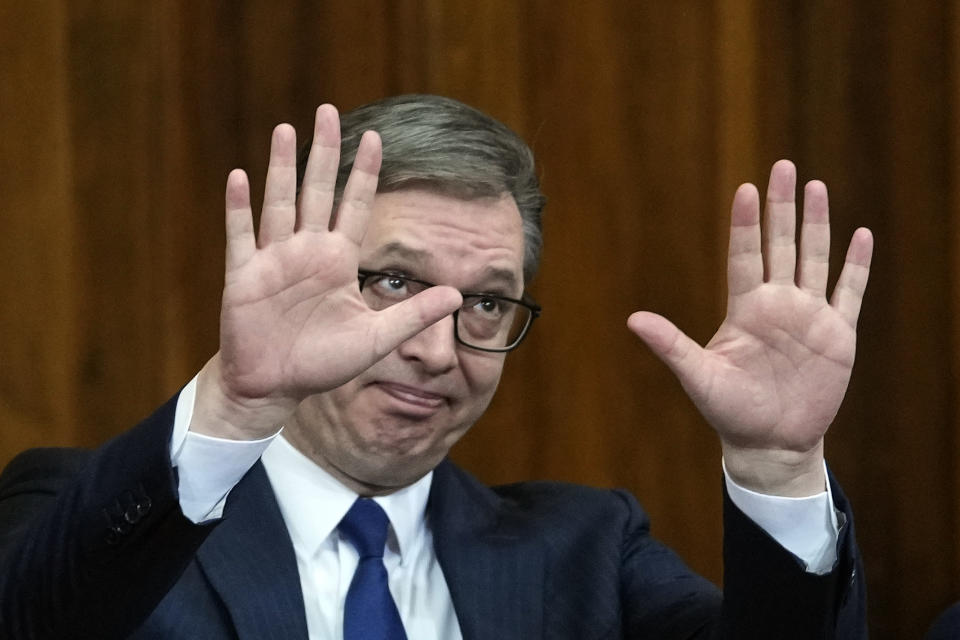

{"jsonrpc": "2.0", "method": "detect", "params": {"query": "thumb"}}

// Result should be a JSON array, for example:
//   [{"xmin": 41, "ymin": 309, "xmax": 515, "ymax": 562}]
[
  {"xmin": 373, "ymin": 285, "xmax": 463, "ymax": 352},
  {"xmin": 627, "ymin": 311, "xmax": 705, "ymax": 385}
]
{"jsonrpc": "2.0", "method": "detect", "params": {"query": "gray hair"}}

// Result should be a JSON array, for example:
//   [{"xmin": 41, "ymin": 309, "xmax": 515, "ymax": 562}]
[{"xmin": 297, "ymin": 94, "xmax": 545, "ymax": 282}]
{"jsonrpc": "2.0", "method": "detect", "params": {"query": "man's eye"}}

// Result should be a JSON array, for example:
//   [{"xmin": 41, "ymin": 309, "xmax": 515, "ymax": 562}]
[
  {"xmin": 473, "ymin": 297, "xmax": 502, "ymax": 316},
  {"xmin": 373, "ymin": 276, "xmax": 409, "ymax": 297}
]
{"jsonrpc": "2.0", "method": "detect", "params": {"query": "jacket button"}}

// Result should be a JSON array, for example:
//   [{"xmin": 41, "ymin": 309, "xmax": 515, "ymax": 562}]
[{"xmin": 124, "ymin": 505, "xmax": 142, "ymax": 524}]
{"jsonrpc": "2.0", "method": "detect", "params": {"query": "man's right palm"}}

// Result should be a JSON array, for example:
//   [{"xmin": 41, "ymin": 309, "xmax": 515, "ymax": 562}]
[{"xmin": 196, "ymin": 106, "xmax": 461, "ymax": 439}]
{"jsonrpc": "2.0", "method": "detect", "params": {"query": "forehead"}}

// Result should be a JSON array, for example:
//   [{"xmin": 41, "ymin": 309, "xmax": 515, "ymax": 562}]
[{"xmin": 360, "ymin": 189, "xmax": 526, "ymax": 290}]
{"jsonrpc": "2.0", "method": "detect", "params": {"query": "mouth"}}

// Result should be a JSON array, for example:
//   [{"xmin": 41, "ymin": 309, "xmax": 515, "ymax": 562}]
[{"xmin": 372, "ymin": 381, "xmax": 448, "ymax": 417}]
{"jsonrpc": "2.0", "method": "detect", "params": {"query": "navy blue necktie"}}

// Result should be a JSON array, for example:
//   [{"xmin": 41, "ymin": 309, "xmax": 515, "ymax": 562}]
[{"xmin": 339, "ymin": 498, "xmax": 408, "ymax": 640}]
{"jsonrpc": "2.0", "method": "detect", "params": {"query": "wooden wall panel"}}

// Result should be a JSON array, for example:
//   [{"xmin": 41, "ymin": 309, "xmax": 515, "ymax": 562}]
[
  {"xmin": 64, "ymin": 2, "xmax": 170, "ymax": 447},
  {"xmin": 489, "ymin": 0, "xmax": 726, "ymax": 580},
  {"xmin": 953, "ymin": 0, "xmax": 960, "ymax": 624},
  {"xmin": 0, "ymin": 2, "xmax": 78, "ymax": 452},
  {"xmin": 2, "ymin": 1, "xmax": 959, "ymax": 637},
  {"xmin": 880, "ymin": 4, "xmax": 956, "ymax": 634}
]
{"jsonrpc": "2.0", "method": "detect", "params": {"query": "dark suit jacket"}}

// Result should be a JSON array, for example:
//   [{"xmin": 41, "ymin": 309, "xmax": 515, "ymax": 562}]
[
  {"xmin": 0, "ymin": 392, "xmax": 866, "ymax": 639},
  {"xmin": 927, "ymin": 603, "xmax": 960, "ymax": 640}
]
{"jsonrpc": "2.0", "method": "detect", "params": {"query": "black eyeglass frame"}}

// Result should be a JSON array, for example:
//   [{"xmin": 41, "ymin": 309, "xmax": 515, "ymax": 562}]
[{"xmin": 357, "ymin": 269, "xmax": 542, "ymax": 353}]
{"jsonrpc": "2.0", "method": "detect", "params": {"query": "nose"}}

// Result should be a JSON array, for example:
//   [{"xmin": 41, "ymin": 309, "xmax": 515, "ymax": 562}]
[{"xmin": 395, "ymin": 313, "xmax": 459, "ymax": 374}]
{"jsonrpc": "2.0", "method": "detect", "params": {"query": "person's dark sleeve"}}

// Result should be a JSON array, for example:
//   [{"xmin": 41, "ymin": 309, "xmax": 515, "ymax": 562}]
[
  {"xmin": 0, "ymin": 393, "xmax": 219, "ymax": 639},
  {"xmin": 719, "ymin": 473, "xmax": 867, "ymax": 639},
  {"xmin": 619, "ymin": 474, "xmax": 866, "ymax": 639}
]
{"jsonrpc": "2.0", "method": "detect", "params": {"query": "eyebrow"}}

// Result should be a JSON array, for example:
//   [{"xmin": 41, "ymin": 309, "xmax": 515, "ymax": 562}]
[
  {"xmin": 370, "ymin": 242, "xmax": 431, "ymax": 266},
  {"xmin": 369, "ymin": 241, "xmax": 521, "ymax": 293}
]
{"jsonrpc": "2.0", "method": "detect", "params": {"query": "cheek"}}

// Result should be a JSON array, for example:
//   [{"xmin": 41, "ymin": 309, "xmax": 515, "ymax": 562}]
[
  {"xmin": 296, "ymin": 382, "xmax": 363, "ymax": 428},
  {"xmin": 460, "ymin": 353, "xmax": 506, "ymax": 406}
]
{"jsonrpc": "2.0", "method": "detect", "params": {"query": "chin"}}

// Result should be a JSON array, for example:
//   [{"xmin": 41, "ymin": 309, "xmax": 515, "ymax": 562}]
[{"xmin": 347, "ymin": 455, "xmax": 436, "ymax": 492}]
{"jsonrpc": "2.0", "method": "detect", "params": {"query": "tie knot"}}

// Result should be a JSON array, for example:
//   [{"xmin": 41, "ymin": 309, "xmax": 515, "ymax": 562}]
[{"xmin": 339, "ymin": 498, "xmax": 390, "ymax": 559}]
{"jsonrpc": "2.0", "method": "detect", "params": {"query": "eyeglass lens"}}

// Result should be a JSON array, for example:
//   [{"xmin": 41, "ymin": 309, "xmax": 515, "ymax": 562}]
[{"xmin": 359, "ymin": 273, "xmax": 531, "ymax": 350}]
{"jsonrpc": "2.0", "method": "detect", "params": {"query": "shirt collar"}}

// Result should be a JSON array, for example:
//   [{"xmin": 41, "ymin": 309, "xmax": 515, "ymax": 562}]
[{"xmin": 261, "ymin": 433, "xmax": 432, "ymax": 564}]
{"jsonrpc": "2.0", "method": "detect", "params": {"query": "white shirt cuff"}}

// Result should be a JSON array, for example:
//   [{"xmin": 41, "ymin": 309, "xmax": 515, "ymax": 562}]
[
  {"xmin": 170, "ymin": 375, "xmax": 280, "ymax": 523},
  {"xmin": 723, "ymin": 459, "xmax": 839, "ymax": 575}
]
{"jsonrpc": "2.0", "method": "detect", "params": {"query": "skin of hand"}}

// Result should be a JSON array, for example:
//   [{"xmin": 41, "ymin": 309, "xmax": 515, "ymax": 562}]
[
  {"xmin": 190, "ymin": 105, "xmax": 464, "ymax": 442},
  {"xmin": 628, "ymin": 160, "xmax": 873, "ymax": 496}
]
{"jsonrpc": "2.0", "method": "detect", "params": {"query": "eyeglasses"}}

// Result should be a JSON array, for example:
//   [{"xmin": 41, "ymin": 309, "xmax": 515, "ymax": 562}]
[{"xmin": 357, "ymin": 269, "xmax": 541, "ymax": 352}]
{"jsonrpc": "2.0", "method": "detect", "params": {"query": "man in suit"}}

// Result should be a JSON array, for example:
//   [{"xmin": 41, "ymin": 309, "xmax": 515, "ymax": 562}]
[{"xmin": 0, "ymin": 94, "xmax": 870, "ymax": 638}]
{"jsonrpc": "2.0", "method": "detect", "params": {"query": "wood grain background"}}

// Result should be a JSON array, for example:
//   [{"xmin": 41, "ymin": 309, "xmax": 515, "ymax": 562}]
[{"xmin": 2, "ymin": 2, "xmax": 958, "ymax": 637}]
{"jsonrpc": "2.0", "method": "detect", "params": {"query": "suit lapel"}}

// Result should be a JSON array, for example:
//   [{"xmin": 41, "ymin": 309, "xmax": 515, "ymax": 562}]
[
  {"xmin": 195, "ymin": 461, "xmax": 309, "ymax": 640},
  {"xmin": 430, "ymin": 460, "xmax": 545, "ymax": 640},
  {"xmin": 191, "ymin": 457, "xmax": 545, "ymax": 640}
]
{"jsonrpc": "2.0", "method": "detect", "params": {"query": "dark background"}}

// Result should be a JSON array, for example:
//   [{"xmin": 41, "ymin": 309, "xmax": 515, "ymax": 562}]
[{"xmin": 2, "ymin": 2, "xmax": 958, "ymax": 637}]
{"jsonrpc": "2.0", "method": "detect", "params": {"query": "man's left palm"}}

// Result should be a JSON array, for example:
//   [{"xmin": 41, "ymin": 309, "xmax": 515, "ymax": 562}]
[{"xmin": 629, "ymin": 160, "xmax": 873, "ymax": 492}]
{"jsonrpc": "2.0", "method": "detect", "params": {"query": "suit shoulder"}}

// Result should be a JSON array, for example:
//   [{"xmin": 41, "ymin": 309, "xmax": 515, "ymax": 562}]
[
  {"xmin": 490, "ymin": 479, "xmax": 649, "ymax": 527},
  {"xmin": 491, "ymin": 478, "xmax": 620, "ymax": 502},
  {"xmin": 927, "ymin": 602, "xmax": 960, "ymax": 640},
  {"xmin": 0, "ymin": 447, "xmax": 92, "ymax": 499}
]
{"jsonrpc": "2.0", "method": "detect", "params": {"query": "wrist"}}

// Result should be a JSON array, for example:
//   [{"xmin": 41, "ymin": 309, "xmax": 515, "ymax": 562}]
[
  {"xmin": 190, "ymin": 354, "xmax": 296, "ymax": 440},
  {"xmin": 721, "ymin": 441, "xmax": 826, "ymax": 497}
]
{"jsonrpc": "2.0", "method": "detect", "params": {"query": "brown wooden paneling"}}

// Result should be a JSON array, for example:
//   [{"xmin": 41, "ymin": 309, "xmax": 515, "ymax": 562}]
[
  {"xmin": 2, "ymin": 1, "xmax": 959, "ymax": 637},
  {"xmin": 883, "ymin": 4, "xmax": 956, "ymax": 635},
  {"xmin": 0, "ymin": 2, "xmax": 78, "ymax": 451},
  {"xmin": 953, "ymin": 0, "xmax": 960, "ymax": 624},
  {"xmin": 63, "ymin": 2, "xmax": 168, "ymax": 446}
]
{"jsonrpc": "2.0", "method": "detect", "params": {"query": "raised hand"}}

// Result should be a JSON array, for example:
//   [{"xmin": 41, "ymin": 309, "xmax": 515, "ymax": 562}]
[
  {"xmin": 628, "ymin": 160, "xmax": 873, "ymax": 495},
  {"xmin": 193, "ymin": 106, "xmax": 462, "ymax": 439}
]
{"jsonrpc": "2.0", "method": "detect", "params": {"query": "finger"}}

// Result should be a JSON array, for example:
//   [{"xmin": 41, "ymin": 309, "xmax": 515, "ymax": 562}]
[
  {"xmin": 830, "ymin": 227, "xmax": 873, "ymax": 328},
  {"xmin": 797, "ymin": 180, "xmax": 830, "ymax": 296},
  {"xmin": 727, "ymin": 183, "xmax": 763, "ymax": 297},
  {"xmin": 371, "ymin": 286, "xmax": 463, "ymax": 355},
  {"xmin": 333, "ymin": 130, "xmax": 382, "ymax": 245},
  {"xmin": 225, "ymin": 169, "xmax": 256, "ymax": 272},
  {"xmin": 763, "ymin": 159, "xmax": 798, "ymax": 283},
  {"xmin": 258, "ymin": 124, "xmax": 298, "ymax": 247},
  {"xmin": 627, "ymin": 311, "xmax": 706, "ymax": 387},
  {"xmin": 297, "ymin": 105, "xmax": 341, "ymax": 232}
]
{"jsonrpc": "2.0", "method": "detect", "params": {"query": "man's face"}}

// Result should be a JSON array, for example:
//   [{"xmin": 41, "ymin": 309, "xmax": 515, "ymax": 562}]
[{"xmin": 286, "ymin": 188, "xmax": 526, "ymax": 493}]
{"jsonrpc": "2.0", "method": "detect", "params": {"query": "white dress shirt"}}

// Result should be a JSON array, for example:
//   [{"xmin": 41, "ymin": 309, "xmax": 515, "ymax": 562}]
[
  {"xmin": 262, "ymin": 436, "xmax": 461, "ymax": 640},
  {"xmin": 170, "ymin": 375, "xmax": 839, "ymax": 639}
]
